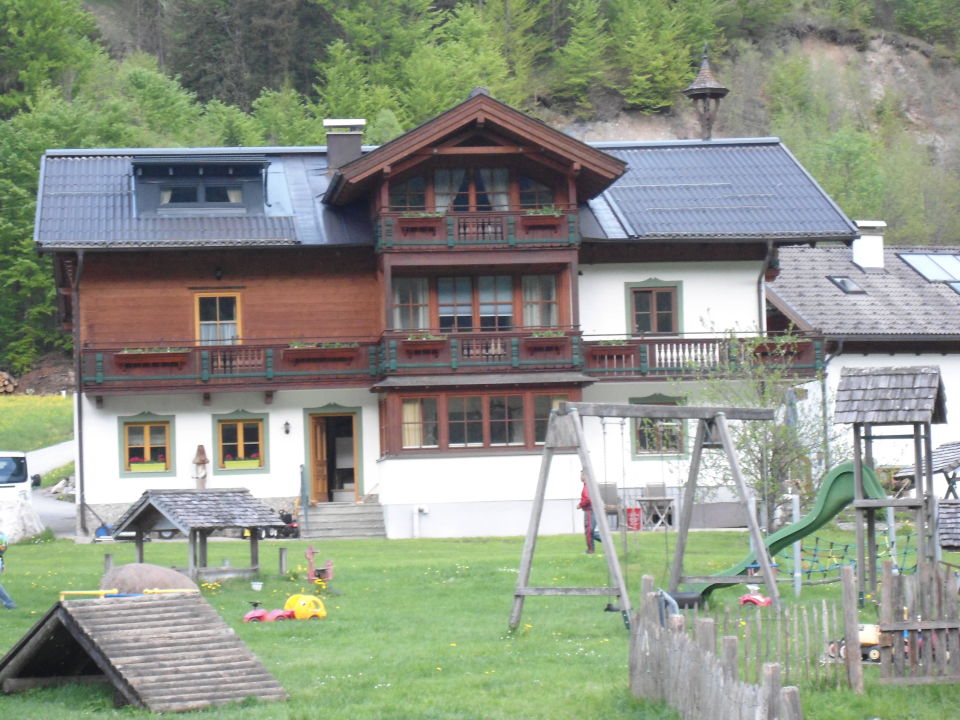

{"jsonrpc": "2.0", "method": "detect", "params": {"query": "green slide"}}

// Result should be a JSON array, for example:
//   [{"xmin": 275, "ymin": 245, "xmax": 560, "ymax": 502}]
[{"xmin": 689, "ymin": 462, "xmax": 887, "ymax": 598}]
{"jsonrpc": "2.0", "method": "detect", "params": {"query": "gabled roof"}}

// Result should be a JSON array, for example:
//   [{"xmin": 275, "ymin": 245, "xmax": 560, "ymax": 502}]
[
  {"xmin": 0, "ymin": 593, "xmax": 287, "ymax": 712},
  {"xmin": 582, "ymin": 138, "xmax": 858, "ymax": 243},
  {"xmin": 767, "ymin": 245, "xmax": 960, "ymax": 338},
  {"xmin": 35, "ymin": 147, "xmax": 374, "ymax": 250},
  {"xmin": 833, "ymin": 366, "xmax": 947, "ymax": 425},
  {"xmin": 112, "ymin": 488, "xmax": 284, "ymax": 537},
  {"xmin": 323, "ymin": 91, "xmax": 626, "ymax": 205}
]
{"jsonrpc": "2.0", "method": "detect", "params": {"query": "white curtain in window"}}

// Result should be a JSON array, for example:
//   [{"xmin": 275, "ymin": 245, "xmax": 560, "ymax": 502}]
[
  {"xmin": 393, "ymin": 278, "xmax": 428, "ymax": 330},
  {"xmin": 522, "ymin": 275, "xmax": 557, "ymax": 327},
  {"xmin": 402, "ymin": 399, "xmax": 423, "ymax": 448},
  {"xmin": 160, "ymin": 189, "xmax": 172, "ymax": 205},
  {"xmin": 479, "ymin": 168, "xmax": 509, "ymax": 210},
  {"xmin": 227, "ymin": 188, "xmax": 242, "ymax": 203},
  {"xmin": 434, "ymin": 169, "xmax": 466, "ymax": 213}
]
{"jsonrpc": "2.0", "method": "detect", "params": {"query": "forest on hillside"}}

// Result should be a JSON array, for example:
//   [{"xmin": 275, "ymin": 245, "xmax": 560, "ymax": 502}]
[{"xmin": 2, "ymin": 0, "xmax": 960, "ymax": 375}]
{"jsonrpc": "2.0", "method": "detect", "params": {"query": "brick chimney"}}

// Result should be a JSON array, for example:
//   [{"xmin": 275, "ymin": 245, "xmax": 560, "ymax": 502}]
[
  {"xmin": 852, "ymin": 220, "xmax": 886, "ymax": 270},
  {"xmin": 324, "ymin": 119, "xmax": 366, "ymax": 173}
]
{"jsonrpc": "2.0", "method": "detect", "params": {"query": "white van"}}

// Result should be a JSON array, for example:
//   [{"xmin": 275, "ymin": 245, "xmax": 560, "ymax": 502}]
[{"xmin": 0, "ymin": 452, "xmax": 31, "ymax": 499}]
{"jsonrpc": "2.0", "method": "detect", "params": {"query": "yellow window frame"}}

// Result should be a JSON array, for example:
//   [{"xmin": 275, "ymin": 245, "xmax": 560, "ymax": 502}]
[
  {"xmin": 195, "ymin": 292, "xmax": 242, "ymax": 345},
  {"xmin": 217, "ymin": 419, "xmax": 263, "ymax": 468},
  {"xmin": 124, "ymin": 422, "xmax": 170, "ymax": 472}
]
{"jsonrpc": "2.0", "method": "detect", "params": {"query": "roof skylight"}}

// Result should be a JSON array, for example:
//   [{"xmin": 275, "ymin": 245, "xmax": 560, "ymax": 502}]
[
  {"xmin": 828, "ymin": 276, "xmax": 865, "ymax": 294},
  {"xmin": 900, "ymin": 253, "xmax": 960, "ymax": 283}
]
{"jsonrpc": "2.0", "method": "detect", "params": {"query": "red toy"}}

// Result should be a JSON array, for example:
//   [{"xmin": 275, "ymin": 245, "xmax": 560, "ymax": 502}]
[
  {"xmin": 243, "ymin": 593, "xmax": 327, "ymax": 622},
  {"xmin": 738, "ymin": 584, "xmax": 773, "ymax": 607}
]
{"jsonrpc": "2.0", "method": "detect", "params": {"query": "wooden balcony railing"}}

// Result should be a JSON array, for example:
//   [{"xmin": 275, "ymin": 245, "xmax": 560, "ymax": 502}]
[
  {"xmin": 377, "ymin": 206, "xmax": 578, "ymax": 249},
  {"xmin": 78, "ymin": 333, "xmax": 823, "ymax": 393},
  {"xmin": 81, "ymin": 340, "xmax": 381, "ymax": 393},
  {"xmin": 582, "ymin": 336, "xmax": 823, "ymax": 378}
]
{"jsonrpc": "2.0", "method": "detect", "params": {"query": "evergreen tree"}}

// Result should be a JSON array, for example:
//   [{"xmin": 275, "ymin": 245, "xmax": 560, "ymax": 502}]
[
  {"xmin": 550, "ymin": 0, "xmax": 611, "ymax": 118},
  {"xmin": 252, "ymin": 86, "xmax": 325, "ymax": 146},
  {"xmin": 0, "ymin": 0, "xmax": 101, "ymax": 116},
  {"xmin": 481, "ymin": 0, "xmax": 552, "ymax": 101}
]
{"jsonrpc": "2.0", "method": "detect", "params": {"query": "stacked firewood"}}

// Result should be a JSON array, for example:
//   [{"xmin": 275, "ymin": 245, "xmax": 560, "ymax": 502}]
[{"xmin": 0, "ymin": 370, "xmax": 16, "ymax": 393}]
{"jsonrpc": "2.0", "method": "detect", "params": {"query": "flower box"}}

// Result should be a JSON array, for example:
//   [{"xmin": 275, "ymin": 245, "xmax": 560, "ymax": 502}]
[
  {"xmin": 396, "ymin": 215, "xmax": 445, "ymax": 237},
  {"xmin": 222, "ymin": 459, "xmax": 261, "ymax": 470},
  {"xmin": 519, "ymin": 213, "xmax": 564, "ymax": 232},
  {"xmin": 401, "ymin": 338, "xmax": 447, "ymax": 356},
  {"xmin": 283, "ymin": 346, "xmax": 359, "ymax": 363},
  {"xmin": 522, "ymin": 335, "xmax": 568, "ymax": 352},
  {"xmin": 129, "ymin": 461, "xmax": 167, "ymax": 472},
  {"xmin": 116, "ymin": 350, "xmax": 190, "ymax": 368}
]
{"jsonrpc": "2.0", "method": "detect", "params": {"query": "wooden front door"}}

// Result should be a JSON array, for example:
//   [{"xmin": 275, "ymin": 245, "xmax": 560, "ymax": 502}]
[{"xmin": 310, "ymin": 417, "xmax": 329, "ymax": 504}]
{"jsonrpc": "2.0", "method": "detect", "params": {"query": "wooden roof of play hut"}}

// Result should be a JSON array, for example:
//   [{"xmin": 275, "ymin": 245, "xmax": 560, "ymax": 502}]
[
  {"xmin": 833, "ymin": 366, "xmax": 946, "ymax": 426},
  {"xmin": 112, "ymin": 488, "xmax": 284, "ymax": 578},
  {"xmin": 0, "ymin": 593, "xmax": 287, "ymax": 712}
]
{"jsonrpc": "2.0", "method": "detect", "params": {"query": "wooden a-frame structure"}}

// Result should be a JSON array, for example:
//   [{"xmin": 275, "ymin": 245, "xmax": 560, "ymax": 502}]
[{"xmin": 509, "ymin": 401, "xmax": 777, "ymax": 631}]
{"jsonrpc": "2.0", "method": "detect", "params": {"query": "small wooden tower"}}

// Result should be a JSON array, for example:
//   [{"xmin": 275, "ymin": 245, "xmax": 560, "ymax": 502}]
[
  {"xmin": 683, "ymin": 48, "xmax": 729, "ymax": 141},
  {"xmin": 834, "ymin": 366, "xmax": 947, "ymax": 599}
]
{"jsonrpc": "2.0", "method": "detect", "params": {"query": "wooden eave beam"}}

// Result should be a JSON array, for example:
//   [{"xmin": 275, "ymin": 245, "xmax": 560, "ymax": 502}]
[{"xmin": 329, "ymin": 95, "xmax": 625, "ymax": 200}]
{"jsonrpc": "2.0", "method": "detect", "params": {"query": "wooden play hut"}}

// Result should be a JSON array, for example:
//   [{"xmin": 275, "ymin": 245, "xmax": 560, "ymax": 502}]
[
  {"xmin": 111, "ymin": 489, "xmax": 285, "ymax": 580},
  {"xmin": 0, "ymin": 593, "xmax": 287, "ymax": 712},
  {"xmin": 833, "ymin": 366, "xmax": 947, "ymax": 598}
]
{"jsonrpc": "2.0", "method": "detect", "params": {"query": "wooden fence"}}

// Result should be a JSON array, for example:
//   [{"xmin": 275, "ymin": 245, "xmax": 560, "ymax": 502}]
[
  {"xmin": 878, "ymin": 560, "xmax": 960, "ymax": 684},
  {"xmin": 680, "ymin": 598, "xmax": 845, "ymax": 690},
  {"xmin": 630, "ymin": 578, "xmax": 804, "ymax": 720}
]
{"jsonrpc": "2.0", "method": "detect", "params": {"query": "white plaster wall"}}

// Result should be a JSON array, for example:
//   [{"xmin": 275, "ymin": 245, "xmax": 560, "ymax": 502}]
[
  {"xmin": 578, "ymin": 261, "xmax": 763, "ymax": 337},
  {"xmin": 824, "ymin": 354, "xmax": 960, "ymax": 470},
  {"xmin": 79, "ymin": 388, "xmax": 379, "ymax": 505},
  {"xmin": 377, "ymin": 452, "xmax": 582, "ymax": 538}
]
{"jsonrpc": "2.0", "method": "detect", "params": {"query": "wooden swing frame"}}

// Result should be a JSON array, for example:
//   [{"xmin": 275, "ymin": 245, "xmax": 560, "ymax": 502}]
[{"xmin": 509, "ymin": 401, "xmax": 777, "ymax": 631}]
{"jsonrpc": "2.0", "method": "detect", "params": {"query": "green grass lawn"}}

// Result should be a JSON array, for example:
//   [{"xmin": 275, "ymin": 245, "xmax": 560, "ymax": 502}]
[
  {"xmin": 0, "ymin": 395, "xmax": 73, "ymax": 451},
  {"xmin": 0, "ymin": 532, "xmax": 958, "ymax": 719}
]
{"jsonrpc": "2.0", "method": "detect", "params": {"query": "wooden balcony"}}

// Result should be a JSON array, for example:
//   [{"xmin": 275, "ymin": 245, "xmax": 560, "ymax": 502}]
[
  {"xmin": 377, "ymin": 206, "xmax": 578, "ymax": 250},
  {"xmin": 582, "ymin": 335, "xmax": 824, "ymax": 380},
  {"xmin": 81, "ymin": 340, "xmax": 381, "ymax": 394},
  {"xmin": 79, "ymin": 333, "xmax": 823, "ymax": 395}
]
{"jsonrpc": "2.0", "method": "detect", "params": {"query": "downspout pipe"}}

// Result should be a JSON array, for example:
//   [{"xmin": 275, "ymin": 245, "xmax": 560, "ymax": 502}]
[{"xmin": 757, "ymin": 240, "xmax": 775, "ymax": 333}]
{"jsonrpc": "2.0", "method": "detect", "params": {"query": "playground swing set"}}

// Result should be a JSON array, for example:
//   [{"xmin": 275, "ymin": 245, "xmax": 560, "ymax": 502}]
[{"xmin": 508, "ymin": 395, "xmax": 919, "ymax": 631}]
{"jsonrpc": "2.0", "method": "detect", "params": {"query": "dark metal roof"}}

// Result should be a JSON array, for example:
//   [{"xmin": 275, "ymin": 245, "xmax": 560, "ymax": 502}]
[
  {"xmin": 895, "ymin": 441, "xmax": 960, "ymax": 480},
  {"xmin": 768, "ymin": 245, "xmax": 960, "ymax": 338},
  {"xmin": 833, "ymin": 366, "xmax": 947, "ymax": 425},
  {"xmin": 36, "ymin": 135, "xmax": 856, "ymax": 250},
  {"xmin": 35, "ymin": 148, "xmax": 374, "ymax": 250},
  {"xmin": 584, "ymin": 138, "xmax": 858, "ymax": 242},
  {"xmin": 112, "ymin": 488, "xmax": 284, "ymax": 536},
  {"xmin": 0, "ymin": 594, "xmax": 287, "ymax": 712}
]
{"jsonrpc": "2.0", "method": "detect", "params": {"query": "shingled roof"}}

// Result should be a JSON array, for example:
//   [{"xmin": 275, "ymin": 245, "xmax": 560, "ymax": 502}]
[
  {"xmin": 938, "ymin": 500, "xmax": 960, "ymax": 549},
  {"xmin": 767, "ymin": 245, "xmax": 960, "ymax": 338},
  {"xmin": 895, "ymin": 441, "xmax": 960, "ymax": 481},
  {"xmin": 833, "ymin": 366, "xmax": 947, "ymax": 425},
  {"xmin": 112, "ymin": 488, "xmax": 284, "ymax": 537},
  {"xmin": 0, "ymin": 593, "xmax": 287, "ymax": 712}
]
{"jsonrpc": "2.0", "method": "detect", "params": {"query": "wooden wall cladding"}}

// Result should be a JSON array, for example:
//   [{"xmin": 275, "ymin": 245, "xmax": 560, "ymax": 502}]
[{"xmin": 80, "ymin": 248, "xmax": 380, "ymax": 344}]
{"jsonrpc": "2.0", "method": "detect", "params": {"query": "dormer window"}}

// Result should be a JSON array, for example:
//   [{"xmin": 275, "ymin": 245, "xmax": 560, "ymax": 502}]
[
  {"xmin": 387, "ymin": 169, "xmax": 556, "ymax": 214},
  {"xmin": 133, "ymin": 156, "xmax": 267, "ymax": 216}
]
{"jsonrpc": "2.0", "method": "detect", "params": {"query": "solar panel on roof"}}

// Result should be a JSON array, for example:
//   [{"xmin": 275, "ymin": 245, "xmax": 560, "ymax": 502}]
[{"xmin": 900, "ymin": 253, "xmax": 960, "ymax": 282}]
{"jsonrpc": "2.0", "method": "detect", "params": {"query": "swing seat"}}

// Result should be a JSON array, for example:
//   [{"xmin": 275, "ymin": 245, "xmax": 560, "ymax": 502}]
[{"xmin": 670, "ymin": 592, "xmax": 704, "ymax": 609}]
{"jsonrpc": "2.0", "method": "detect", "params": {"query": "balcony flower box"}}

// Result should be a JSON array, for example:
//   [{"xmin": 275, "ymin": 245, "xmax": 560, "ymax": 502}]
[
  {"xmin": 519, "ymin": 212, "xmax": 564, "ymax": 233},
  {"xmin": 129, "ymin": 461, "xmax": 167, "ymax": 472},
  {"xmin": 283, "ymin": 344, "xmax": 359, "ymax": 363},
  {"xmin": 222, "ymin": 459, "xmax": 261, "ymax": 470},
  {"xmin": 522, "ymin": 333, "xmax": 568, "ymax": 352},
  {"xmin": 588, "ymin": 343, "xmax": 634, "ymax": 356},
  {"xmin": 116, "ymin": 349, "xmax": 190, "ymax": 368},
  {"xmin": 396, "ymin": 214, "xmax": 445, "ymax": 238},
  {"xmin": 400, "ymin": 334, "xmax": 447, "ymax": 356}
]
